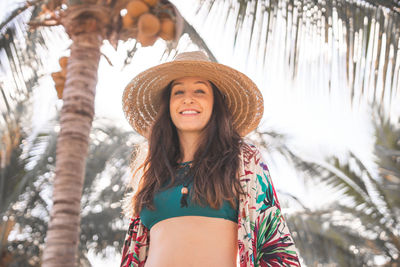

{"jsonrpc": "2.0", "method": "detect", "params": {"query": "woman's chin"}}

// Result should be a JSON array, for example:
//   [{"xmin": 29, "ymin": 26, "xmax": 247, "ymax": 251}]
[{"xmin": 176, "ymin": 126, "xmax": 207, "ymax": 135}]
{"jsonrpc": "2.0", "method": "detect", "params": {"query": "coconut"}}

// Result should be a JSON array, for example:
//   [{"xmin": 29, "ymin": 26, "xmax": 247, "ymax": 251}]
[
  {"xmin": 52, "ymin": 71, "xmax": 65, "ymax": 99},
  {"xmin": 138, "ymin": 13, "xmax": 160, "ymax": 37},
  {"xmin": 55, "ymin": 84, "xmax": 64, "ymax": 99},
  {"xmin": 51, "ymin": 72, "xmax": 65, "ymax": 86},
  {"xmin": 137, "ymin": 32, "xmax": 158, "ymax": 47},
  {"xmin": 143, "ymin": 0, "xmax": 159, "ymax": 7},
  {"xmin": 159, "ymin": 17, "xmax": 175, "ymax": 41},
  {"xmin": 126, "ymin": 0, "xmax": 149, "ymax": 18},
  {"xmin": 61, "ymin": 67, "xmax": 67, "ymax": 77},
  {"xmin": 59, "ymin": 57, "xmax": 68, "ymax": 69},
  {"xmin": 51, "ymin": 71, "xmax": 63, "ymax": 81},
  {"xmin": 122, "ymin": 14, "xmax": 135, "ymax": 29}
]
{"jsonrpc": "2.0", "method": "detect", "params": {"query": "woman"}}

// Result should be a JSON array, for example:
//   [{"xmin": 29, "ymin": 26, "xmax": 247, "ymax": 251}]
[{"xmin": 120, "ymin": 51, "xmax": 301, "ymax": 267}]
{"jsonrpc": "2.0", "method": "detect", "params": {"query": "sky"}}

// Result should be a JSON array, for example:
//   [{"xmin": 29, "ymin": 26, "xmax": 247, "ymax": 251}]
[{"xmin": 2, "ymin": 0, "xmax": 399, "ymax": 265}]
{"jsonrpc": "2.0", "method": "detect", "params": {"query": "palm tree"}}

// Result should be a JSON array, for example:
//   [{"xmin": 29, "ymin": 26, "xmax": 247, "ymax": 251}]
[
  {"xmin": 3, "ymin": 117, "xmax": 140, "ymax": 266},
  {"xmin": 262, "ymin": 106, "xmax": 400, "ymax": 265},
  {"xmin": 1, "ymin": 0, "xmax": 399, "ymax": 266},
  {"xmin": 0, "ymin": 41, "xmax": 139, "ymax": 264}
]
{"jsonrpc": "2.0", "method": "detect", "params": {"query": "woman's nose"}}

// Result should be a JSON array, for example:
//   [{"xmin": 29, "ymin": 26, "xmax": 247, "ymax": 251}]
[{"xmin": 183, "ymin": 95, "xmax": 194, "ymax": 104}]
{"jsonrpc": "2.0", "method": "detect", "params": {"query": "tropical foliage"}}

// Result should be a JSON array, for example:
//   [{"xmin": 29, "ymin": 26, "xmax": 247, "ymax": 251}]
[
  {"xmin": 1, "ymin": 116, "xmax": 139, "ymax": 266},
  {"xmin": 197, "ymin": 0, "xmax": 400, "ymax": 114},
  {"xmin": 264, "ymin": 107, "xmax": 400, "ymax": 265}
]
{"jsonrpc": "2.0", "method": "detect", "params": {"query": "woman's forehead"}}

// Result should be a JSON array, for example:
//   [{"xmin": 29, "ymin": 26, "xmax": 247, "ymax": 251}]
[{"xmin": 171, "ymin": 76, "xmax": 211, "ymax": 87}]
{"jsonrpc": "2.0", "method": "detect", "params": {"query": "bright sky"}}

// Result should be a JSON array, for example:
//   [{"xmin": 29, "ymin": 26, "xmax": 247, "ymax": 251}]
[{"xmin": 3, "ymin": 0, "xmax": 398, "ymax": 266}]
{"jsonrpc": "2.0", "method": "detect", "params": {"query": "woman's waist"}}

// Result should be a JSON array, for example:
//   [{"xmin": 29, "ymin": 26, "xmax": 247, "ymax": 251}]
[
  {"xmin": 148, "ymin": 215, "xmax": 238, "ymax": 247},
  {"xmin": 146, "ymin": 216, "xmax": 238, "ymax": 267}
]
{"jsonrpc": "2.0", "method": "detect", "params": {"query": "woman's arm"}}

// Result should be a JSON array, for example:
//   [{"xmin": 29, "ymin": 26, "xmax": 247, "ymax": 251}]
[
  {"xmin": 248, "ymin": 146, "xmax": 301, "ymax": 266},
  {"xmin": 120, "ymin": 215, "xmax": 149, "ymax": 267}
]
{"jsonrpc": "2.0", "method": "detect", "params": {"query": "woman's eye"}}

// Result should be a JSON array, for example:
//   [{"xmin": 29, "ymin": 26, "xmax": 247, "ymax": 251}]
[
  {"xmin": 195, "ymin": 89, "xmax": 205, "ymax": 94},
  {"xmin": 174, "ymin": 90, "xmax": 184, "ymax": 95}
]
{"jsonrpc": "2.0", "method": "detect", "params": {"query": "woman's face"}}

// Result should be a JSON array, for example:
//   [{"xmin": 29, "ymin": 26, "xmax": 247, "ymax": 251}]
[{"xmin": 169, "ymin": 76, "xmax": 214, "ymax": 136}]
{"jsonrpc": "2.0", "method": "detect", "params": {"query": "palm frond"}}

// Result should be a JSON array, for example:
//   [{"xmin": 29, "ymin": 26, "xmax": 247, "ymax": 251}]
[
  {"xmin": 254, "ymin": 126, "xmax": 399, "ymax": 260},
  {"xmin": 287, "ymin": 208, "xmax": 376, "ymax": 265},
  {"xmin": 254, "ymin": 129, "xmax": 374, "ymax": 208},
  {"xmin": 195, "ymin": 0, "xmax": 400, "ymax": 115},
  {"xmin": 182, "ymin": 18, "xmax": 217, "ymax": 62},
  {"xmin": 5, "ymin": 117, "xmax": 140, "ymax": 264},
  {"xmin": 373, "ymin": 106, "xmax": 400, "ymax": 184}
]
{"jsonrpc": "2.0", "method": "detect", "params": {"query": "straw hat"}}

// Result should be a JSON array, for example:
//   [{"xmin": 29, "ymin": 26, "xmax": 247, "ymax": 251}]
[{"xmin": 122, "ymin": 51, "xmax": 264, "ymax": 137}]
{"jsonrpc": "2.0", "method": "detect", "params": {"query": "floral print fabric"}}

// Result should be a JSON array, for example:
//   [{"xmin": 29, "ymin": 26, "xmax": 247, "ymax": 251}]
[{"xmin": 120, "ymin": 143, "xmax": 301, "ymax": 266}]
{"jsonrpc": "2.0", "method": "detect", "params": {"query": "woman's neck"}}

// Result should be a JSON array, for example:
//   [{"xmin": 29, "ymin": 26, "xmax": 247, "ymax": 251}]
[{"xmin": 177, "ymin": 131, "xmax": 202, "ymax": 163}]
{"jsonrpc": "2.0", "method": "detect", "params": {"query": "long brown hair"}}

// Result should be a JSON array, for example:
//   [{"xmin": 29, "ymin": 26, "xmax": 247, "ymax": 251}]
[{"xmin": 130, "ymin": 80, "xmax": 246, "ymax": 216}]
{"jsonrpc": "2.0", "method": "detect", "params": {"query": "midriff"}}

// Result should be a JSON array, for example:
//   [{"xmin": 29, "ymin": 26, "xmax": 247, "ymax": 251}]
[{"xmin": 144, "ymin": 216, "xmax": 238, "ymax": 267}]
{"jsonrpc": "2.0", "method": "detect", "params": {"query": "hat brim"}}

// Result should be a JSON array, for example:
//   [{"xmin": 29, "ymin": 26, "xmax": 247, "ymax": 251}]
[{"xmin": 122, "ymin": 60, "xmax": 264, "ymax": 137}]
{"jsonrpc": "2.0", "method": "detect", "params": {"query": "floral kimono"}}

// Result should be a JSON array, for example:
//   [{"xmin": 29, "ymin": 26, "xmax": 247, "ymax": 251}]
[{"xmin": 120, "ymin": 143, "xmax": 301, "ymax": 266}]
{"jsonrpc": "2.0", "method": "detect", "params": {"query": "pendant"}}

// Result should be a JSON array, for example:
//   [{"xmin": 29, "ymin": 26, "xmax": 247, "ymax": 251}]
[{"xmin": 181, "ymin": 186, "xmax": 188, "ymax": 194}]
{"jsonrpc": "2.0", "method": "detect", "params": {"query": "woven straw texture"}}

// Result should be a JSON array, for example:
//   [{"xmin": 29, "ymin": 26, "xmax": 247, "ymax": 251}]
[{"xmin": 122, "ymin": 51, "xmax": 264, "ymax": 137}]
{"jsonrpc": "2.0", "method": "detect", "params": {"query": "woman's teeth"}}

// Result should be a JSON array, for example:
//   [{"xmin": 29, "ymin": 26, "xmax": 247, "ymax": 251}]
[{"xmin": 181, "ymin": 110, "xmax": 199, "ymax": 114}]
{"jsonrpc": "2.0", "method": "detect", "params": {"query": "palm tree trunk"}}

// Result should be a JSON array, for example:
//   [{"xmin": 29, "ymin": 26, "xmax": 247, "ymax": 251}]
[{"xmin": 42, "ymin": 32, "xmax": 102, "ymax": 267}]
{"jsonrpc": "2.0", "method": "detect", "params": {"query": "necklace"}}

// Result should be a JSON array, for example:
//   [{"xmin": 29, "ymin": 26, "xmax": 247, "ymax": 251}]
[
  {"xmin": 176, "ymin": 161, "xmax": 193, "ymax": 207},
  {"xmin": 178, "ymin": 160, "xmax": 193, "ymax": 166}
]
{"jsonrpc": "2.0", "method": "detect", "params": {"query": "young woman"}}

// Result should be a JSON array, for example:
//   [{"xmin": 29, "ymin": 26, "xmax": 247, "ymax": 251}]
[{"xmin": 120, "ymin": 51, "xmax": 301, "ymax": 267}]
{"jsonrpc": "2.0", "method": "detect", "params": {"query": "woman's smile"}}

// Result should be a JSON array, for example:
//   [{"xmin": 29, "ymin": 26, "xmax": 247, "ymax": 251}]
[{"xmin": 179, "ymin": 109, "xmax": 200, "ymax": 115}]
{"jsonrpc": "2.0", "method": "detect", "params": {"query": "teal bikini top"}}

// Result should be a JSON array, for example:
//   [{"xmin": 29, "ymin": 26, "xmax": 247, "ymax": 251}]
[{"xmin": 140, "ymin": 162, "xmax": 239, "ymax": 230}]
